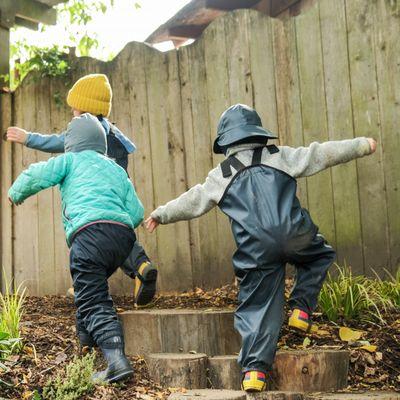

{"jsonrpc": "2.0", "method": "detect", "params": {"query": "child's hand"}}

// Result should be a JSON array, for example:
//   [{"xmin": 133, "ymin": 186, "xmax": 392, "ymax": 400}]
[
  {"xmin": 6, "ymin": 127, "xmax": 28, "ymax": 144},
  {"xmin": 367, "ymin": 138, "xmax": 377, "ymax": 153},
  {"xmin": 145, "ymin": 217, "xmax": 159, "ymax": 233}
]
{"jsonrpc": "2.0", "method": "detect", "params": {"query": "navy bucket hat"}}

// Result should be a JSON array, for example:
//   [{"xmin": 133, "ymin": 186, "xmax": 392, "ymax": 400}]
[{"xmin": 213, "ymin": 104, "xmax": 278, "ymax": 154}]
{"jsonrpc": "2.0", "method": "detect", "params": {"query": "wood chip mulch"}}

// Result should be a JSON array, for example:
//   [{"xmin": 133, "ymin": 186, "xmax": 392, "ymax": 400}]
[{"xmin": 1, "ymin": 284, "xmax": 399, "ymax": 399}]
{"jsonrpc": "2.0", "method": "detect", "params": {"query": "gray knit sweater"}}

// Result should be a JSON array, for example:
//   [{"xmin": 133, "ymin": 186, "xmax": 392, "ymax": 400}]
[{"xmin": 151, "ymin": 138, "xmax": 372, "ymax": 224}]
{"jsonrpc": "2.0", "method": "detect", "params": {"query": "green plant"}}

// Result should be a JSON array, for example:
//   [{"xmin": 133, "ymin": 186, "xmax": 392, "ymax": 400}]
[
  {"xmin": 318, "ymin": 265, "xmax": 386, "ymax": 323},
  {"xmin": 0, "ymin": 279, "xmax": 26, "ymax": 356},
  {"xmin": 42, "ymin": 352, "xmax": 96, "ymax": 400},
  {"xmin": 10, "ymin": 44, "xmax": 71, "ymax": 88},
  {"xmin": 374, "ymin": 269, "xmax": 400, "ymax": 309}
]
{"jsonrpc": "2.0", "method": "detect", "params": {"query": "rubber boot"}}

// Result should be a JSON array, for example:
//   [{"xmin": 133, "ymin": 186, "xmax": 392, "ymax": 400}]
[
  {"xmin": 92, "ymin": 336, "xmax": 133, "ymax": 383},
  {"xmin": 78, "ymin": 330, "xmax": 96, "ymax": 349}
]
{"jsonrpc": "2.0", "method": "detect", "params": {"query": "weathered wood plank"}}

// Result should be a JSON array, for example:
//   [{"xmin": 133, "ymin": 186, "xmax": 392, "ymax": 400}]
[
  {"xmin": 179, "ymin": 37, "xmax": 221, "ymax": 288},
  {"xmin": 13, "ymin": 79, "xmax": 39, "ymax": 294},
  {"xmin": 204, "ymin": 16, "xmax": 236, "ymax": 286},
  {"xmin": 248, "ymin": 10, "xmax": 278, "ymax": 134},
  {"xmin": 271, "ymin": 12, "xmax": 308, "ymax": 208},
  {"xmin": 106, "ymin": 53, "xmax": 132, "ymax": 295},
  {"xmin": 225, "ymin": 9, "xmax": 253, "ymax": 106},
  {"xmin": 345, "ymin": 0, "xmax": 390, "ymax": 274},
  {"xmin": 373, "ymin": 0, "xmax": 400, "ymax": 274},
  {"xmin": 295, "ymin": 2, "xmax": 336, "ymax": 247},
  {"xmin": 35, "ymin": 76, "xmax": 57, "ymax": 294},
  {"xmin": 144, "ymin": 46, "xmax": 192, "ymax": 291},
  {"xmin": 0, "ymin": 93, "xmax": 13, "ymax": 292},
  {"xmin": 126, "ymin": 43, "xmax": 159, "ymax": 275},
  {"xmin": 319, "ymin": 0, "xmax": 364, "ymax": 273},
  {"xmin": 49, "ymin": 74, "xmax": 73, "ymax": 295}
]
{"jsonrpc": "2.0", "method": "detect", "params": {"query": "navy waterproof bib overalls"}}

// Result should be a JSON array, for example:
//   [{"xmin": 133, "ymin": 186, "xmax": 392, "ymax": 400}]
[{"xmin": 218, "ymin": 146, "xmax": 336, "ymax": 373}]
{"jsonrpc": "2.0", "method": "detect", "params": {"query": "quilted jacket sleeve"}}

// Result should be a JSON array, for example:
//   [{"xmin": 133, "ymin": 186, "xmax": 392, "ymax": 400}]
[
  {"xmin": 8, "ymin": 154, "xmax": 70, "ymax": 204},
  {"xmin": 124, "ymin": 179, "xmax": 144, "ymax": 228}
]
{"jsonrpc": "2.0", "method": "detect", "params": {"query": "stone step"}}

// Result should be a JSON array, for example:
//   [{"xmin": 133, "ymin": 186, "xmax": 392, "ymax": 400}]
[
  {"xmin": 148, "ymin": 350, "xmax": 349, "ymax": 392},
  {"xmin": 120, "ymin": 309, "xmax": 240, "ymax": 356},
  {"xmin": 168, "ymin": 390, "xmax": 304, "ymax": 400}
]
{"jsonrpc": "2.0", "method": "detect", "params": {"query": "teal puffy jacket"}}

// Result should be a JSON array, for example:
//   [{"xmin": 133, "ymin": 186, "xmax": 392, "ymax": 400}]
[{"xmin": 8, "ymin": 150, "xmax": 144, "ymax": 246}]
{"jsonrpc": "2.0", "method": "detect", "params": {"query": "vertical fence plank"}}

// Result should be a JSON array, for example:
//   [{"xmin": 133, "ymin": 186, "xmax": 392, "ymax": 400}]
[
  {"xmin": 295, "ymin": 2, "xmax": 336, "ymax": 248},
  {"xmin": 204, "ymin": 16, "xmax": 236, "ymax": 286},
  {"xmin": 271, "ymin": 12, "xmax": 308, "ymax": 208},
  {"xmin": 345, "ymin": 0, "xmax": 390, "ymax": 274},
  {"xmin": 107, "ymin": 52, "xmax": 132, "ymax": 294},
  {"xmin": 319, "ymin": 0, "xmax": 364, "ymax": 272},
  {"xmin": 127, "ymin": 43, "xmax": 159, "ymax": 275},
  {"xmin": 225, "ymin": 10, "xmax": 254, "ymax": 106},
  {"xmin": 374, "ymin": 0, "xmax": 400, "ymax": 274},
  {"xmin": 0, "ymin": 93, "xmax": 13, "ymax": 291},
  {"xmin": 35, "ymin": 77, "xmax": 57, "ymax": 294},
  {"xmin": 145, "ymin": 46, "xmax": 193, "ymax": 292},
  {"xmin": 248, "ymin": 9, "xmax": 278, "ymax": 135},
  {"xmin": 49, "ymin": 75, "xmax": 72, "ymax": 295},
  {"xmin": 13, "ymin": 80, "xmax": 39, "ymax": 294}
]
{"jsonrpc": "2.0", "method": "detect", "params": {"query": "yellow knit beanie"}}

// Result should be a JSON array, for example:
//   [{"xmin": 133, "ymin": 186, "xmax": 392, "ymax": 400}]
[{"xmin": 67, "ymin": 74, "xmax": 112, "ymax": 117}]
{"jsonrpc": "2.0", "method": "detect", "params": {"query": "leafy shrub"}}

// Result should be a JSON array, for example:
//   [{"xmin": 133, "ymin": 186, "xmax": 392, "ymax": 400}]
[{"xmin": 42, "ymin": 352, "xmax": 96, "ymax": 400}]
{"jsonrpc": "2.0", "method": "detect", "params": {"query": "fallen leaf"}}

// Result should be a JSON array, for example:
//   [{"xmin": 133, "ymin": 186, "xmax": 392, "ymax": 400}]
[
  {"xmin": 339, "ymin": 327, "xmax": 363, "ymax": 342},
  {"xmin": 303, "ymin": 337, "xmax": 311, "ymax": 348},
  {"xmin": 360, "ymin": 344, "xmax": 377, "ymax": 353}
]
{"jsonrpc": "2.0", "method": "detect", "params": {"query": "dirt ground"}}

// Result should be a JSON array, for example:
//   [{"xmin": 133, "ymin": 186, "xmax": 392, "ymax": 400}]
[{"xmin": 1, "ymin": 285, "xmax": 399, "ymax": 399}]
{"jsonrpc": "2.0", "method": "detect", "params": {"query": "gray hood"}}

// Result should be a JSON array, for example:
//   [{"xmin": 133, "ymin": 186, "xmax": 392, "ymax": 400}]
[{"xmin": 64, "ymin": 113, "xmax": 107, "ymax": 155}]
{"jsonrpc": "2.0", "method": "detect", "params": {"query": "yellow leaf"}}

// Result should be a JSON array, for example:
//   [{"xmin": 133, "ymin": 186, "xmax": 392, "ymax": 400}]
[
  {"xmin": 339, "ymin": 327, "xmax": 363, "ymax": 342},
  {"xmin": 22, "ymin": 391, "xmax": 33, "ymax": 400},
  {"xmin": 316, "ymin": 329, "xmax": 330, "ymax": 336},
  {"xmin": 360, "ymin": 344, "xmax": 377, "ymax": 353}
]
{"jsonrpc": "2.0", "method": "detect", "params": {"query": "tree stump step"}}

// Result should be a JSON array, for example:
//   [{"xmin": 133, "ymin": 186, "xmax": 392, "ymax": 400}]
[
  {"xmin": 208, "ymin": 350, "xmax": 349, "ymax": 392},
  {"xmin": 306, "ymin": 392, "xmax": 400, "ymax": 400},
  {"xmin": 120, "ymin": 309, "xmax": 240, "ymax": 356},
  {"xmin": 147, "ymin": 353, "xmax": 208, "ymax": 389},
  {"xmin": 168, "ymin": 389, "xmax": 246, "ymax": 400}
]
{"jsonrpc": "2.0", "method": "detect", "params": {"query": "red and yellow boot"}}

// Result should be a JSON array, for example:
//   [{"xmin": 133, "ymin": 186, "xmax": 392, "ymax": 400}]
[
  {"xmin": 241, "ymin": 371, "xmax": 267, "ymax": 392},
  {"xmin": 288, "ymin": 309, "xmax": 318, "ymax": 334}
]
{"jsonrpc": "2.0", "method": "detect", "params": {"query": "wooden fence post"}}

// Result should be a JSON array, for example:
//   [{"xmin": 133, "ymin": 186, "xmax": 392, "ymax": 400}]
[{"xmin": 0, "ymin": 92, "xmax": 13, "ymax": 292}]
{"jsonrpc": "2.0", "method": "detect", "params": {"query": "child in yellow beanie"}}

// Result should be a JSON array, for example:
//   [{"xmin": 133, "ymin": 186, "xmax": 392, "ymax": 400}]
[{"xmin": 6, "ymin": 73, "xmax": 158, "ymax": 345}]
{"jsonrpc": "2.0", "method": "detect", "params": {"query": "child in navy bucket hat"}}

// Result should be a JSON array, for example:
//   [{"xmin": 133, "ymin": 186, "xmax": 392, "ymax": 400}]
[{"xmin": 145, "ymin": 104, "xmax": 377, "ymax": 392}]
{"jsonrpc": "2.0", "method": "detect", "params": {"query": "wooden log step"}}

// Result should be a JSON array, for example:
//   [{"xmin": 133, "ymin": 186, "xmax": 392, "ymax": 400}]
[
  {"xmin": 168, "ymin": 390, "xmax": 304, "ymax": 400},
  {"xmin": 120, "ymin": 309, "xmax": 240, "ymax": 356},
  {"xmin": 168, "ymin": 390, "xmax": 246, "ymax": 400},
  {"xmin": 147, "ymin": 353, "xmax": 208, "ymax": 389},
  {"xmin": 306, "ymin": 393, "xmax": 400, "ymax": 400},
  {"xmin": 208, "ymin": 350, "xmax": 349, "ymax": 392},
  {"xmin": 273, "ymin": 349, "xmax": 349, "ymax": 392}
]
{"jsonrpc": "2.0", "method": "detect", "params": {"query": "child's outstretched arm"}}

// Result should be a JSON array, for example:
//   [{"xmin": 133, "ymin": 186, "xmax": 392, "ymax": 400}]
[
  {"xmin": 6, "ymin": 126, "xmax": 65, "ymax": 153},
  {"xmin": 280, "ymin": 137, "xmax": 376, "ymax": 178},
  {"xmin": 8, "ymin": 154, "xmax": 70, "ymax": 205},
  {"xmin": 145, "ymin": 169, "xmax": 223, "ymax": 231}
]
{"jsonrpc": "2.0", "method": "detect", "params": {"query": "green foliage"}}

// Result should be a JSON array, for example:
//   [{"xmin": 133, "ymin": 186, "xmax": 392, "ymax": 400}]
[
  {"xmin": 318, "ymin": 265, "xmax": 392, "ymax": 324},
  {"xmin": 42, "ymin": 352, "xmax": 96, "ymax": 400},
  {"xmin": 374, "ymin": 269, "xmax": 400, "ymax": 309},
  {"xmin": 0, "ymin": 279, "xmax": 26, "ymax": 357},
  {"xmin": 9, "ymin": 43, "xmax": 71, "ymax": 89}
]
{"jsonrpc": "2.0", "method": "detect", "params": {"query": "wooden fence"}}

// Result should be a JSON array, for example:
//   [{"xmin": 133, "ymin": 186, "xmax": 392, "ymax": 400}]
[{"xmin": 1, "ymin": 0, "xmax": 399, "ymax": 295}]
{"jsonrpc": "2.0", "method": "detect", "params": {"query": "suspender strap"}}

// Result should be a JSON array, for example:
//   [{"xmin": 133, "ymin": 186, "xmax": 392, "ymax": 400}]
[
  {"xmin": 220, "ymin": 156, "xmax": 246, "ymax": 178},
  {"xmin": 267, "ymin": 144, "xmax": 279, "ymax": 154},
  {"xmin": 251, "ymin": 147, "xmax": 264, "ymax": 165}
]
